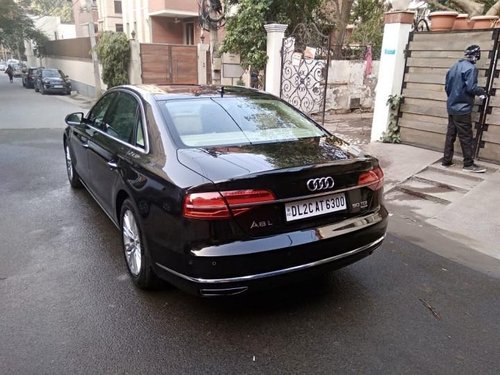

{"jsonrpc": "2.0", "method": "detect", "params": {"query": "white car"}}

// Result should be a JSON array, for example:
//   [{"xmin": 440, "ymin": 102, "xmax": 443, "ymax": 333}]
[{"xmin": 0, "ymin": 63, "xmax": 6, "ymax": 71}]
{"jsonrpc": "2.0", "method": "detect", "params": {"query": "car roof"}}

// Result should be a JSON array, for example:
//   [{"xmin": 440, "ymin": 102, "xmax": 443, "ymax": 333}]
[{"xmin": 119, "ymin": 84, "xmax": 275, "ymax": 101}]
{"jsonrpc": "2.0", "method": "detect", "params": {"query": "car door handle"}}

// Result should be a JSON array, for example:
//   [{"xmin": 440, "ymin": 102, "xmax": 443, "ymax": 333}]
[
  {"xmin": 82, "ymin": 142, "xmax": 89, "ymax": 149},
  {"xmin": 107, "ymin": 160, "xmax": 119, "ymax": 170}
]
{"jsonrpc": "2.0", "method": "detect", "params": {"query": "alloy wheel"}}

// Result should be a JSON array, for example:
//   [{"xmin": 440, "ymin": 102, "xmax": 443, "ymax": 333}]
[{"xmin": 122, "ymin": 209, "xmax": 142, "ymax": 276}]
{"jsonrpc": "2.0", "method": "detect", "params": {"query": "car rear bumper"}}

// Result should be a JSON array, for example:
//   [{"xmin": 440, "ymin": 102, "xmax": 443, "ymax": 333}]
[{"xmin": 154, "ymin": 207, "xmax": 388, "ymax": 296}]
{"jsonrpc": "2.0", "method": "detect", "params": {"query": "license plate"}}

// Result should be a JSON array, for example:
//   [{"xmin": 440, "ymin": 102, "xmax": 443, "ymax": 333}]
[
  {"xmin": 285, "ymin": 192, "xmax": 347, "ymax": 222},
  {"xmin": 54, "ymin": 85, "xmax": 63, "ymax": 88}
]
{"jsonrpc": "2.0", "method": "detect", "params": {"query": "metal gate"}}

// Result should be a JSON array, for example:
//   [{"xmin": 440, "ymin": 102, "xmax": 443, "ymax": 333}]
[
  {"xmin": 399, "ymin": 29, "xmax": 500, "ymax": 164},
  {"xmin": 280, "ymin": 23, "xmax": 331, "ymax": 124}
]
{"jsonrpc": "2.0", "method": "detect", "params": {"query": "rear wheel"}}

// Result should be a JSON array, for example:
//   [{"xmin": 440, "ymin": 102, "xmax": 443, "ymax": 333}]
[
  {"xmin": 64, "ymin": 142, "xmax": 82, "ymax": 188},
  {"xmin": 121, "ymin": 200, "xmax": 157, "ymax": 289}
]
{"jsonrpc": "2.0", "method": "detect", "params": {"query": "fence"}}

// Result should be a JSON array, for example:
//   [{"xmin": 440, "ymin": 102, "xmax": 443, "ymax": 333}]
[{"xmin": 399, "ymin": 30, "xmax": 500, "ymax": 163}]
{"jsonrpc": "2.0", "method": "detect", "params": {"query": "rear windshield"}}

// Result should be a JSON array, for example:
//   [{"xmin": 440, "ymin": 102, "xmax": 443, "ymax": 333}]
[{"xmin": 160, "ymin": 97, "xmax": 325, "ymax": 147}]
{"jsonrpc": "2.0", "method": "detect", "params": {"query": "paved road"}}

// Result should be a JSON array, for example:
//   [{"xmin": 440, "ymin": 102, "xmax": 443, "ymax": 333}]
[
  {"xmin": 1, "ymin": 76, "xmax": 500, "ymax": 374},
  {"xmin": 0, "ymin": 73, "xmax": 88, "ymax": 129}
]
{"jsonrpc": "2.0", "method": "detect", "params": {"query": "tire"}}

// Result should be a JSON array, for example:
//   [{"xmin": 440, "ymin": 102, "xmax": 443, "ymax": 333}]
[
  {"xmin": 64, "ymin": 142, "xmax": 82, "ymax": 188},
  {"xmin": 120, "ymin": 199, "xmax": 157, "ymax": 289}
]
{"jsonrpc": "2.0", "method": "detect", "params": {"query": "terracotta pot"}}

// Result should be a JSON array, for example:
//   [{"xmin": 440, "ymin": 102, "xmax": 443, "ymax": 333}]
[
  {"xmin": 453, "ymin": 14, "xmax": 472, "ymax": 30},
  {"xmin": 470, "ymin": 15, "xmax": 499, "ymax": 29},
  {"xmin": 429, "ymin": 11, "xmax": 459, "ymax": 31}
]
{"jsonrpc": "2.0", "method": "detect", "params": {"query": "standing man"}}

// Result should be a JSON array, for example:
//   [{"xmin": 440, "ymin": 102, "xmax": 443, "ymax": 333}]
[{"xmin": 443, "ymin": 44, "xmax": 486, "ymax": 173}]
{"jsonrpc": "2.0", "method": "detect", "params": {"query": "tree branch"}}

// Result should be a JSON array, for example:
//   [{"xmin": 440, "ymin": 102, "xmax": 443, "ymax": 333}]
[
  {"xmin": 486, "ymin": 0, "xmax": 500, "ymax": 16},
  {"xmin": 449, "ymin": 0, "xmax": 484, "ymax": 16},
  {"xmin": 426, "ymin": 0, "xmax": 455, "ymax": 12}
]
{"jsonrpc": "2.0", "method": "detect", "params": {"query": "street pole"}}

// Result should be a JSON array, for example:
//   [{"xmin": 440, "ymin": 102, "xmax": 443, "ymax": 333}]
[
  {"xmin": 210, "ymin": 28, "xmax": 220, "ymax": 84},
  {"xmin": 86, "ymin": 4, "xmax": 102, "ymax": 98}
]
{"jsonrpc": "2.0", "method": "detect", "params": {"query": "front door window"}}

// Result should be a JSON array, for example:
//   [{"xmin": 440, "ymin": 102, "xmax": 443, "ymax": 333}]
[
  {"xmin": 88, "ymin": 93, "xmax": 117, "ymax": 130},
  {"xmin": 104, "ymin": 92, "xmax": 141, "ymax": 146}
]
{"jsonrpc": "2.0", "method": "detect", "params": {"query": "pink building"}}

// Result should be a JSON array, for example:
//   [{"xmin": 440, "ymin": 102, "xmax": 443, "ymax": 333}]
[
  {"xmin": 72, "ymin": 0, "xmax": 100, "ymax": 37},
  {"xmin": 122, "ymin": 0, "xmax": 211, "ymax": 45}
]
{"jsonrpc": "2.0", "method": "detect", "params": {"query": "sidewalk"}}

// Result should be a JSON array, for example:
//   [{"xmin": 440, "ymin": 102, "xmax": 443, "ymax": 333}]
[{"xmin": 324, "ymin": 112, "xmax": 500, "ymax": 261}]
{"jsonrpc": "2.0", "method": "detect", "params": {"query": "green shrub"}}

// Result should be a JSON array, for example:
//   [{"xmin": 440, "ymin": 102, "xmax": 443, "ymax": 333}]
[{"xmin": 95, "ymin": 31, "xmax": 130, "ymax": 88}]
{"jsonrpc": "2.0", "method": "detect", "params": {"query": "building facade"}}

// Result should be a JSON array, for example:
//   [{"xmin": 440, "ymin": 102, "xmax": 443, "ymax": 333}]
[
  {"xmin": 72, "ymin": 0, "xmax": 99, "ymax": 37},
  {"xmin": 96, "ymin": 0, "xmax": 124, "ymax": 32},
  {"xmin": 121, "ymin": 0, "xmax": 206, "ymax": 44}
]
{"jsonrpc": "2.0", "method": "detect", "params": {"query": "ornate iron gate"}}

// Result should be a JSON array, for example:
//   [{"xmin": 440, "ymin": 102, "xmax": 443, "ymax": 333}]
[{"xmin": 280, "ymin": 23, "xmax": 331, "ymax": 124}]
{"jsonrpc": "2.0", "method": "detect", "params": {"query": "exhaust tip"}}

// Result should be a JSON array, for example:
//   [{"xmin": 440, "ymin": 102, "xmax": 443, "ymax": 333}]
[{"xmin": 200, "ymin": 286, "xmax": 248, "ymax": 297}]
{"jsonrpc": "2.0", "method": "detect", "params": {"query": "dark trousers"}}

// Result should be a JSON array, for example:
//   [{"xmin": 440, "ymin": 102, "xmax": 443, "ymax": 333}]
[{"xmin": 443, "ymin": 113, "xmax": 474, "ymax": 167}]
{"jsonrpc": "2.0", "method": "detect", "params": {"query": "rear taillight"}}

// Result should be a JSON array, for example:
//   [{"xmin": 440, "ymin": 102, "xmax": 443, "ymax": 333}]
[
  {"xmin": 358, "ymin": 167, "xmax": 384, "ymax": 191},
  {"xmin": 183, "ymin": 189, "xmax": 276, "ymax": 219}
]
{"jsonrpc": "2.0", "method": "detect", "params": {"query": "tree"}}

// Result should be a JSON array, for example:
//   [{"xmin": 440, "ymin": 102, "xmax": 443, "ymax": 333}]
[
  {"xmin": 27, "ymin": 0, "xmax": 74, "ymax": 23},
  {"xmin": 0, "ymin": 0, "xmax": 49, "ymax": 59},
  {"xmin": 220, "ymin": 0, "xmax": 326, "ymax": 71},
  {"xmin": 95, "ymin": 31, "xmax": 130, "ymax": 88},
  {"xmin": 349, "ymin": 0, "xmax": 384, "ymax": 59},
  {"xmin": 317, "ymin": 0, "xmax": 356, "ymax": 51},
  {"xmin": 430, "ymin": 0, "xmax": 500, "ymax": 16}
]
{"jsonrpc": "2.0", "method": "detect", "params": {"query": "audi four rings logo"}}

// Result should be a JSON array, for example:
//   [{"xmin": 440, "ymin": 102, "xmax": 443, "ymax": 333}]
[{"xmin": 306, "ymin": 177, "xmax": 334, "ymax": 192}]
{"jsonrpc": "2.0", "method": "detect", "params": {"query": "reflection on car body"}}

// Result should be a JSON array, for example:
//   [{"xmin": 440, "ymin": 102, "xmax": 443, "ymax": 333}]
[{"xmin": 63, "ymin": 85, "xmax": 388, "ymax": 296}]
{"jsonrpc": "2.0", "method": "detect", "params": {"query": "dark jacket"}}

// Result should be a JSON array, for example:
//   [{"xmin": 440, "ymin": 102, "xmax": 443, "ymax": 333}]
[{"xmin": 445, "ymin": 59, "xmax": 486, "ymax": 115}]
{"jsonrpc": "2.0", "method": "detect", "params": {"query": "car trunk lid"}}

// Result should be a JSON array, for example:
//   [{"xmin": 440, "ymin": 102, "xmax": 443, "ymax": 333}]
[{"xmin": 179, "ymin": 137, "xmax": 382, "ymax": 237}]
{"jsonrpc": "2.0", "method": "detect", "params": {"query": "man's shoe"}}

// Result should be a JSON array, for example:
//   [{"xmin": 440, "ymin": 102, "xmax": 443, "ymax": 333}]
[
  {"xmin": 441, "ymin": 162, "xmax": 455, "ymax": 167},
  {"xmin": 462, "ymin": 164, "xmax": 486, "ymax": 173}
]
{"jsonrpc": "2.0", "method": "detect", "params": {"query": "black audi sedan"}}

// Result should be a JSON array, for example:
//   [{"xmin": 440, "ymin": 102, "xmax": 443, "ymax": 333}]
[
  {"xmin": 63, "ymin": 85, "xmax": 387, "ymax": 296},
  {"xmin": 35, "ymin": 68, "xmax": 71, "ymax": 95}
]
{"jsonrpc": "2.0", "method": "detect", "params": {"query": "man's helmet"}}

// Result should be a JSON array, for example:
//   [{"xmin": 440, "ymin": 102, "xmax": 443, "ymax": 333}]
[{"xmin": 465, "ymin": 45, "xmax": 481, "ymax": 62}]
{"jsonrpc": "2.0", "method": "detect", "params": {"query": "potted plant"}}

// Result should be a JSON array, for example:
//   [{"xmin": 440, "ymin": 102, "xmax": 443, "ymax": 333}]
[
  {"xmin": 453, "ymin": 14, "xmax": 472, "ymax": 30},
  {"xmin": 471, "ymin": 15, "xmax": 499, "ymax": 29},
  {"xmin": 429, "ymin": 11, "xmax": 459, "ymax": 31}
]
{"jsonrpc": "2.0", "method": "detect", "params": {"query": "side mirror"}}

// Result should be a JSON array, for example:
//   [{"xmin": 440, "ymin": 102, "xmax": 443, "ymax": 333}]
[{"xmin": 65, "ymin": 112, "xmax": 83, "ymax": 126}]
